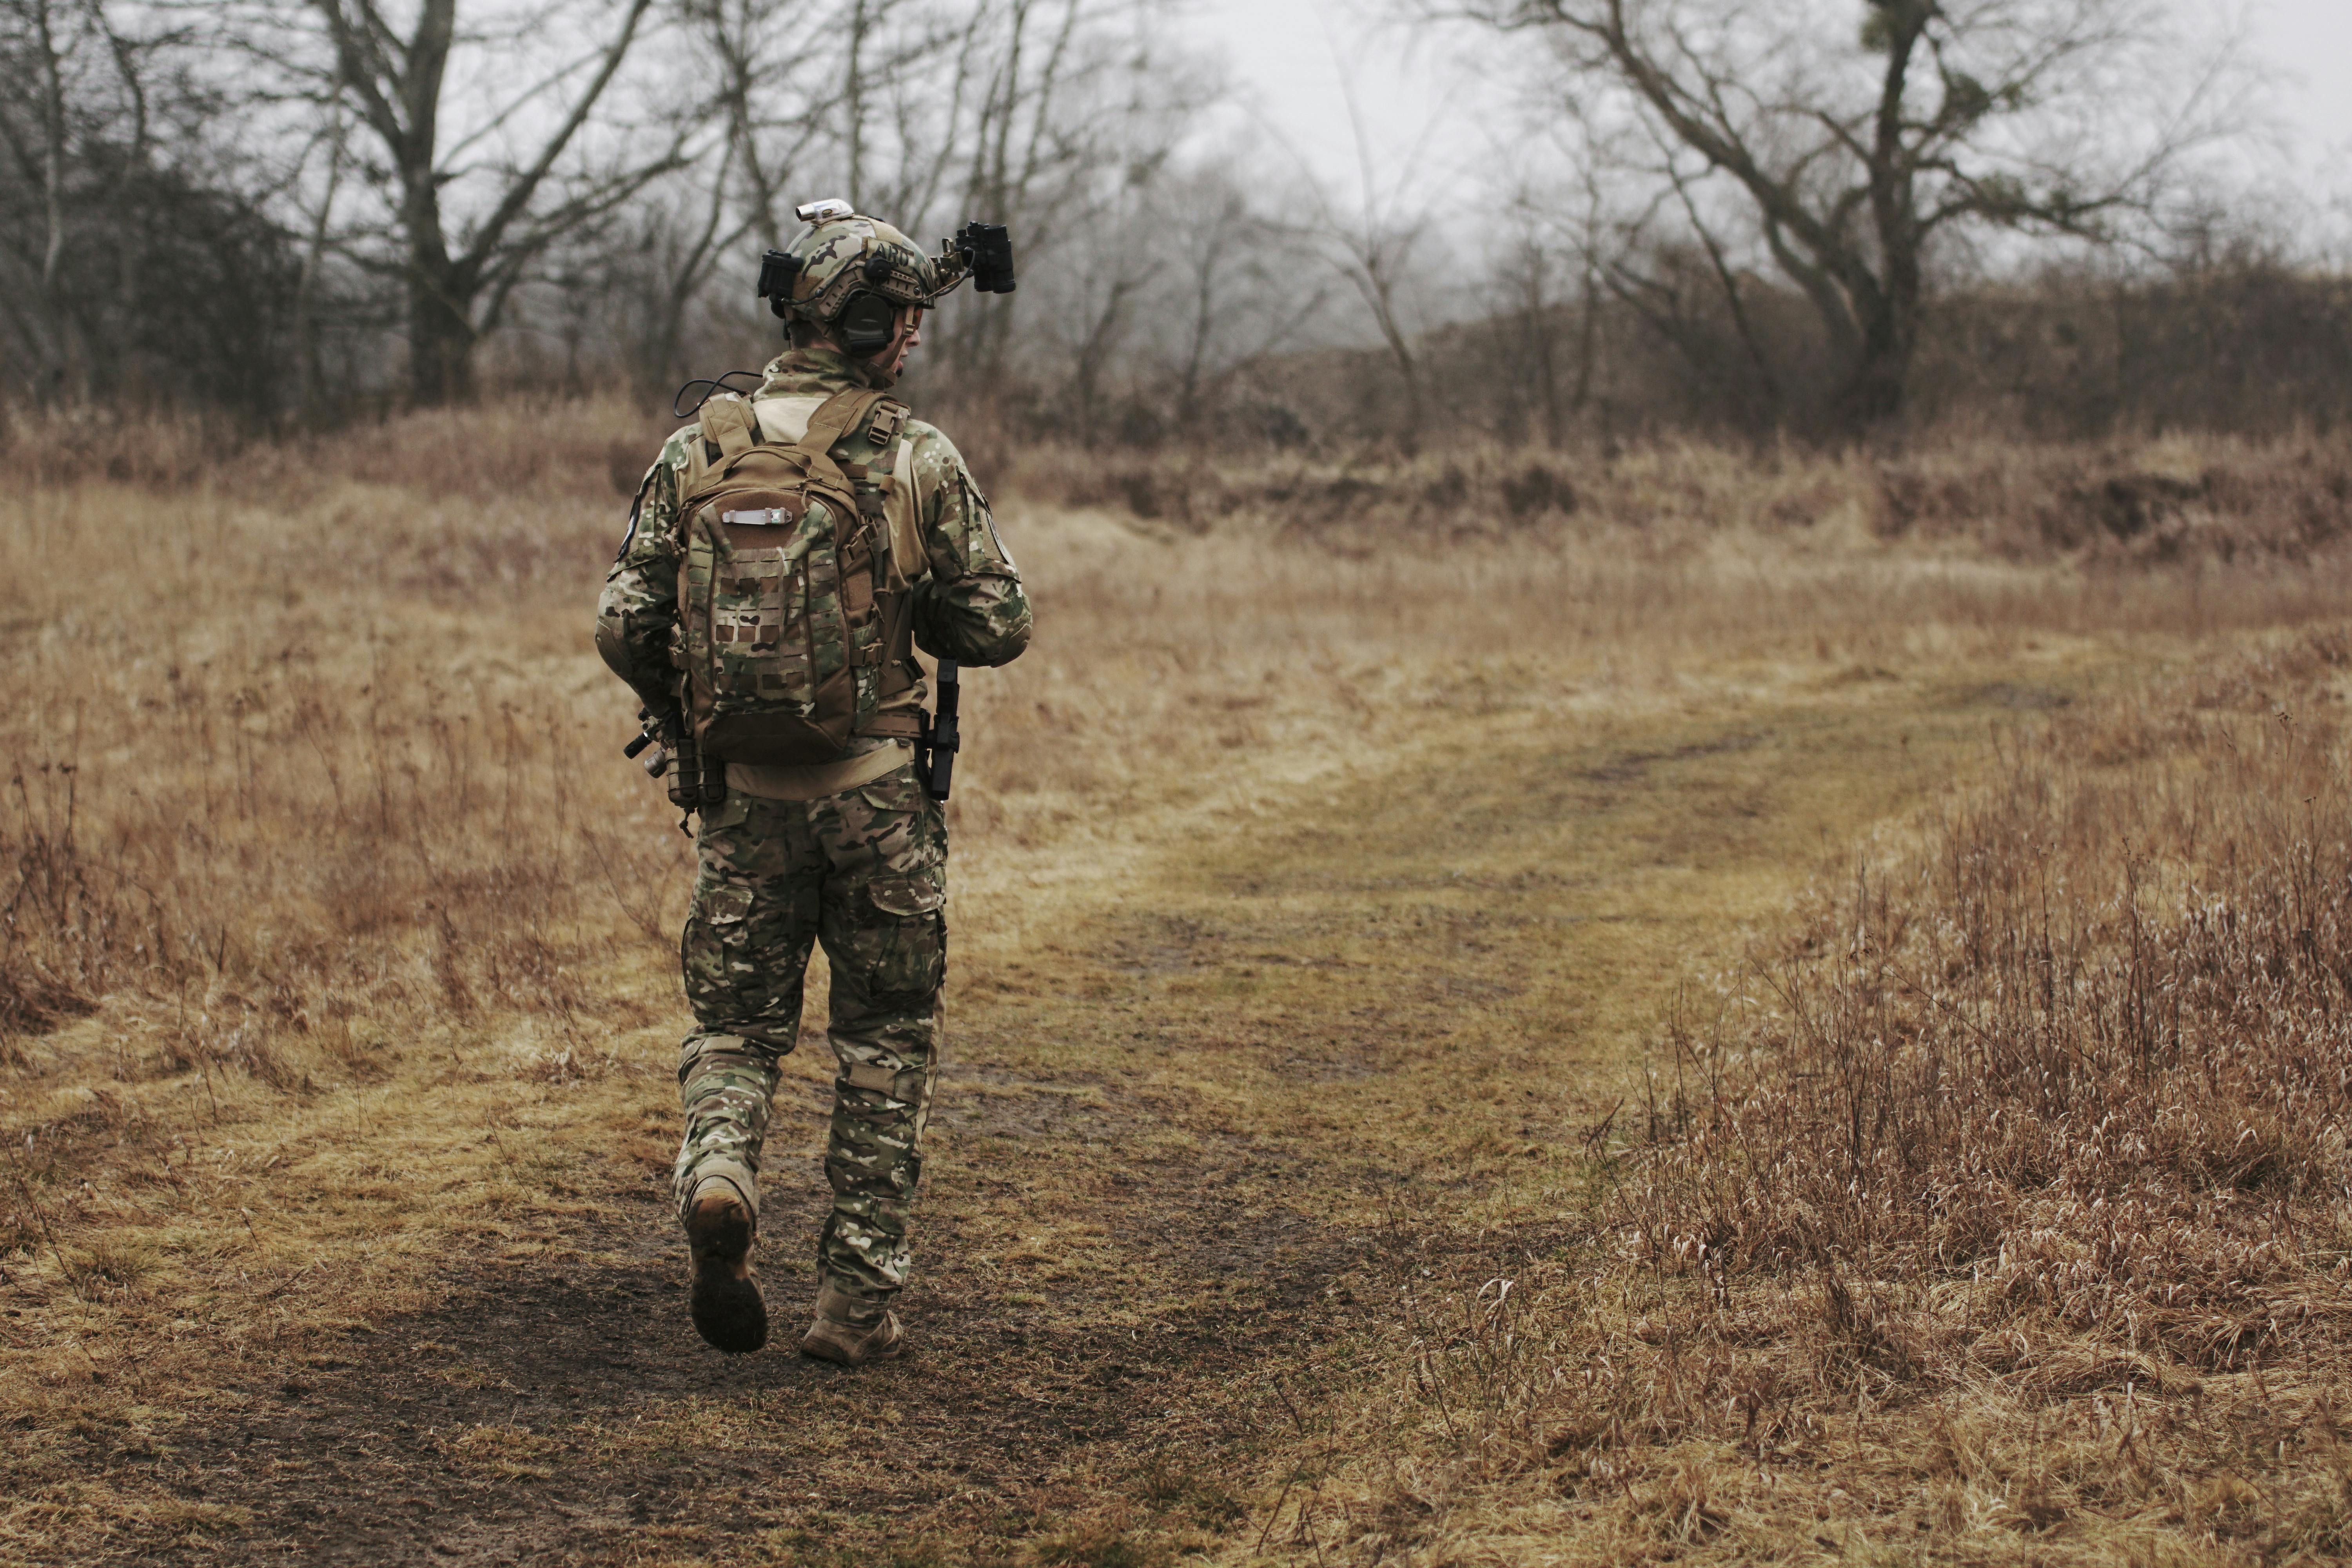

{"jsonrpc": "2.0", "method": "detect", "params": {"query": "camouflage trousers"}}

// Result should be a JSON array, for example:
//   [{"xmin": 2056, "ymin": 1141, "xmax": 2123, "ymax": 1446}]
[{"xmin": 672, "ymin": 764, "xmax": 946, "ymax": 1301}]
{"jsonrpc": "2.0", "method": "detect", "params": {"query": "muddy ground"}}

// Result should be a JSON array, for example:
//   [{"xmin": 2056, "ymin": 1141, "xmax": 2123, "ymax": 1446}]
[{"xmin": 99, "ymin": 1017, "xmax": 1410, "ymax": 1566}]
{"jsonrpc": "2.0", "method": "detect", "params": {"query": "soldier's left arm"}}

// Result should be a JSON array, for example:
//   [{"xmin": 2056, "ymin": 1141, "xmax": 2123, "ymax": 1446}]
[{"xmin": 902, "ymin": 423, "xmax": 1033, "ymax": 667}]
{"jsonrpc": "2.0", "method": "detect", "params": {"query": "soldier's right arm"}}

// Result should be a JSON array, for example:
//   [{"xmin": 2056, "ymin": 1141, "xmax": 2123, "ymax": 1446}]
[{"xmin": 595, "ymin": 426, "xmax": 700, "ymax": 710}]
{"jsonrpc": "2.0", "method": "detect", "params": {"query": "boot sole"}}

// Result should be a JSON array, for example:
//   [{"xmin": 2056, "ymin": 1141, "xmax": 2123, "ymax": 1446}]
[{"xmin": 685, "ymin": 1202, "xmax": 767, "ymax": 1355}]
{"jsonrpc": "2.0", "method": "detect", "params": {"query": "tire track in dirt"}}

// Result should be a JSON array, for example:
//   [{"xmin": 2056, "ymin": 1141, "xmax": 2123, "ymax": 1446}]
[{"xmin": 102, "ymin": 671, "xmax": 2035, "ymax": 1566}]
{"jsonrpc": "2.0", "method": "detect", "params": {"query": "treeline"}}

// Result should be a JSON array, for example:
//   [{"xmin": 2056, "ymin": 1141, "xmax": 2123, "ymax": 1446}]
[
  {"xmin": 1261, "ymin": 251, "xmax": 2352, "ymax": 451},
  {"xmin": 2, "ymin": 0, "xmax": 2343, "ymax": 449}
]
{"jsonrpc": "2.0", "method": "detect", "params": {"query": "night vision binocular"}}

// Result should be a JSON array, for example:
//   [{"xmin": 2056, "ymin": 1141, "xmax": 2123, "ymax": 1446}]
[{"xmin": 942, "ymin": 221, "xmax": 1017, "ymax": 296}]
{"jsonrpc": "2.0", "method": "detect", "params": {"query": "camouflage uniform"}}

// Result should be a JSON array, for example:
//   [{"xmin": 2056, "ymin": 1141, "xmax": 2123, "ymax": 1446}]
[{"xmin": 598, "ymin": 344, "xmax": 1031, "ymax": 1306}]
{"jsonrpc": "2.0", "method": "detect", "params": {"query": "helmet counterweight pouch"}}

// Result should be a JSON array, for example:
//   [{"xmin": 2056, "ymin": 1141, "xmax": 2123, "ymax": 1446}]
[
  {"xmin": 672, "ymin": 388, "xmax": 922, "ymax": 767},
  {"xmin": 755, "ymin": 249, "xmax": 802, "ymax": 317}
]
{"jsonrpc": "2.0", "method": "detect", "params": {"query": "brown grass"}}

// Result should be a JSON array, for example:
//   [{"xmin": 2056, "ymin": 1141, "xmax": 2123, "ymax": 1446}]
[
  {"xmin": 1005, "ymin": 426, "xmax": 2352, "ymax": 568},
  {"xmin": 7, "ymin": 398, "xmax": 2352, "ymax": 1564},
  {"xmin": 1321, "ymin": 635, "xmax": 2352, "ymax": 1565}
]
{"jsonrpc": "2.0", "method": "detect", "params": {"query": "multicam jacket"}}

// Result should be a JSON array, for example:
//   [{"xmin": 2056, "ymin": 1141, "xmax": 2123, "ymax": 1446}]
[{"xmin": 597, "ymin": 347, "xmax": 1033, "ymax": 746}]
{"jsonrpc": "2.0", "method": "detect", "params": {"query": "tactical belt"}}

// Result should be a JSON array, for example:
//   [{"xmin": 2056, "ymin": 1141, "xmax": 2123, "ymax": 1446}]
[{"xmin": 727, "ymin": 740, "xmax": 913, "ymax": 802}]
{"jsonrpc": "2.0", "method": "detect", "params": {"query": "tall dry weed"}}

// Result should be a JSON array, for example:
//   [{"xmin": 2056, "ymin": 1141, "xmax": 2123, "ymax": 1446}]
[
  {"xmin": 0, "ymin": 474, "xmax": 686, "ymax": 1103},
  {"xmin": 8, "ymin": 405, "xmax": 2350, "ymax": 1112},
  {"xmin": 1007, "ymin": 426, "xmax": 2352, "ymax": 568},
  {"xmin": 1359, "ymin": 632, "xmax": 2352, "ymax": 1563},
  {"xmin": 0, "ymin": 395, "xmax": 670, "ymax": 503},
  {"xmin": 1627, "ymin": 630, "xmax": 2352, "ymax": 1377}
]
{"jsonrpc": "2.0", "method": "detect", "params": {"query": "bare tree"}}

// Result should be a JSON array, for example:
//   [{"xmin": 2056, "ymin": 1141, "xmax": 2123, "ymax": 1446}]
[
  {"xmin": 695, "ymin": 0, "xmax": 855, "ymax": 249},
  {"xmin": 1061, "ymin": 249, "xmax": 1154, "ymax": 443},
  {"xmin": 578, "ymin": 139, "xmax": 751, "ymax": 395},
  {"xmin": 0, "ymin": 0, "xmax": 299, "ymax": 409},
  {"xmin": 1316, "ymin": 201, "xmax": 1431, "ymax": 434},
  {"xmin": 620, "ymin": 0, "xmax": 1225, "ymax": 414},
  {"xmin": 281, "ymin": 0, "xmax": 674, "ymax": 403},
  {"xmin": 0, "ymin": 0, "xmax": 154, "ymax": 393},
  {"xmin": 1593, "ymin": 151, "xmax": 1791, "ymax": 429},
  {"xmin": 1154, "ymin": 168, "xmax": 1328, "ymax": 433},
  {"xmin": 1486, "ymin": 225, "xmax": 1573, "ymax": 444},
  {"xmin": 925, "ymin": 0, "xmax": 1211, "ymax": 383},
  {"xmin": 1288, "ymin": 59, "xmax": 1450, "ymax": 439},
  {"xmin": 1452, "ymin": 0, "xmax": 2249, "ymax": 430},
  {"xmin": 289, "ymin": 94, "xmax": 351, "ymax": 419}
]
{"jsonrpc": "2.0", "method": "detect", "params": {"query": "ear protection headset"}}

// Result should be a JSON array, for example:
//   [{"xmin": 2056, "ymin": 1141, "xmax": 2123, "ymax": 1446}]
[
  {"xmin": 756, "ymin": 242, "xmax": 901, "ymax": 357},
  {"xmin": 834, "ymin": 287, "xmax": 901, "ymax": 359}
]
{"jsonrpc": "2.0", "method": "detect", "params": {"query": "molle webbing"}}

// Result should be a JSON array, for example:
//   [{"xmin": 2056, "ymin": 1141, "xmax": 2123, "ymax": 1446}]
[
  {"xmin": 673, "ymin": 386, "xmax": 922, "ymax": 759},
  {"xmin": 847, "ymin": 396, "xmax": 920, "ymax": 739}
]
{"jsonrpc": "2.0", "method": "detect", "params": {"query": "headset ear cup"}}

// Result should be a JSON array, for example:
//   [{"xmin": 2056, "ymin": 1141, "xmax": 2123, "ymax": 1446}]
[{"xmin": 837, "ymin": 292, "xmax": 897, "ymax": 358}]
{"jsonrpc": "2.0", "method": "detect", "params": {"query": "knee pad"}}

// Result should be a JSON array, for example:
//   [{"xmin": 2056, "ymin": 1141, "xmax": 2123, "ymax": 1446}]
[{"xmin": 839, "ymin": 1058, "xmax": 933, "ymax": 1108}]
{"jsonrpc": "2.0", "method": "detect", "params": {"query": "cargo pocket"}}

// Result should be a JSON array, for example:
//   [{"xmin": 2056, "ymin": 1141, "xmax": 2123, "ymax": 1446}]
[
  {"xmin": 858, "ymin": 870, "xmax": 946, "ymax": 1000},
  {"xmin": 851, "ymin": 769, "xmax": 945, "ymax": 869},
  {"xmin": 681, "ymin": 882, "xmax": 755, "ymax": 1013},
  {"xmin": 702, "ymin": 884, "xmax": 755, "ymax": 925}
]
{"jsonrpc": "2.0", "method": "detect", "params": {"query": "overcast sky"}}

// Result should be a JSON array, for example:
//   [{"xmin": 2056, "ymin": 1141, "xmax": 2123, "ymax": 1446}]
[{"xmin": 1193, "ymin": 0, "xmax": 2352, "ymax": 208}]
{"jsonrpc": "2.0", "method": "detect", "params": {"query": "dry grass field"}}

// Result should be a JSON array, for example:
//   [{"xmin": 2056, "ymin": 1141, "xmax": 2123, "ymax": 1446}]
[{"xmin": 5, "ymin": 400, "xmax": 2352, "ymax": 1566}]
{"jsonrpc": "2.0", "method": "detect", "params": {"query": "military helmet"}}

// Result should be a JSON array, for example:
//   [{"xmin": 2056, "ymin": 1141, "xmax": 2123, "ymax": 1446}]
[
  {"xmin": 755, "ymin": 200, "xmax": 1014, "ymax": 361},
  {"xmin": 756, "ymin": 200, "xmax": 938, "ymax": 356}
]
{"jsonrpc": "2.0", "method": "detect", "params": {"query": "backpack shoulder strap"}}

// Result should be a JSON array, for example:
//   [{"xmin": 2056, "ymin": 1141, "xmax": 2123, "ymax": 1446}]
[
  {"xmin": 793, "ymin": 388, "xmax": 887, "ymax": 472},
  {"xmin": 677, "ymin": 395, "xmax": 759, "ymax": 517},
  {"xmin": 698, "ymin": 394, "xmax": 759, "ymax": 463}
]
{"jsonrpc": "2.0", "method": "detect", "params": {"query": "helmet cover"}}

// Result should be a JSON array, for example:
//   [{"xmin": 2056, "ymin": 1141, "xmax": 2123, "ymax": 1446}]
[{"xmin": 771, "ymin": 211, "xmax": 939, "ymax": 326}]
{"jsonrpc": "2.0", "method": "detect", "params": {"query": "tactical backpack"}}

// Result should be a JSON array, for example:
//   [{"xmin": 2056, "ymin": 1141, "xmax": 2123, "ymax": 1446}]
[{"xmin": 670, "ymin": 387, "xmax": 922, "ymax": 766}]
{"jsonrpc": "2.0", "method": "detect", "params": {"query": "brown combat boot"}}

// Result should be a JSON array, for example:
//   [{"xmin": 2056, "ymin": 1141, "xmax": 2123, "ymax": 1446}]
[
  {"xmin": 799, "ymin": 1278, "xmax": 904, "ymax": 1367},
  {"xmin": 684, "ymin": 1182, "xmax": 767, "ymax": 1355}
]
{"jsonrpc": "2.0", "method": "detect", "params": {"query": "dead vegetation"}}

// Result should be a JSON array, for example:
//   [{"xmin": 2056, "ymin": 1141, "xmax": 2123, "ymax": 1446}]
[
  {"xmin": 1002, "ymin": 426, "xmax": 2352, "ymax": 568},
  {"xmin": 9, "ymin": 399, "xmax": 2352, "ymax": 1564},
  {"xmin": 1335, "ymin": 633, "xmax": 2352, "ymax": 1564}
]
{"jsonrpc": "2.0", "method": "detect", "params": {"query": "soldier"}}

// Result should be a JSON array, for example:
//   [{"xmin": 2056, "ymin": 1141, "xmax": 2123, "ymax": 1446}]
[{"xmin": 595, "ymin": 202, "xmax": 1031, "ymax": 1365}]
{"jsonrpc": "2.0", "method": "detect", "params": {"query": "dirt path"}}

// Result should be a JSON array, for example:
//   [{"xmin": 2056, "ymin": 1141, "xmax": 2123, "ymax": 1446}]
[
  {"xmin": 77, "ymin": 662, "xmax": 2091, "ymax": 1566},
  {"xmin": 125, "ymin": 1121, "xmax": 1365, "ymax": 1566}
]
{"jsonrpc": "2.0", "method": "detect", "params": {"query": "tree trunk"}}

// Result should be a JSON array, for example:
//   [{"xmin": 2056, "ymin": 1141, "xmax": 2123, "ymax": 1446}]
[
  {"xmin": 407, "ymin": 284, "xmax": 477, "ymax": 404},
  {"xmin": 1838, "ymin": 217, "xmax": 1919, "ymax": 432},
  {"xmin": 1832, "ymin": 336, "xmax": 1908, "ymax": 431},
  {"xmin": 394, "ymin": 111, "xmax": 476, "ymax": 407},
  {"xmin": 32, "ymin": 0, "xmax": 73, "ymax": 396},
  {"xmin": 319, "ymin": 0, "xmax": 652, "ymax": 407},
  {"xmin": 1570, "ymin": 265, "xmax": 1599, "ymax": 421},
  {"xmin": 406, "ymin": 234, "xmax": 478, "ymax": 405},
  {"xmin": 294, "ymin": 112, "xmax": 347, "ymax": 424},
  {"xmin": 1846, "ymin": 9, "xmax": 1925, "ymax": 434}
]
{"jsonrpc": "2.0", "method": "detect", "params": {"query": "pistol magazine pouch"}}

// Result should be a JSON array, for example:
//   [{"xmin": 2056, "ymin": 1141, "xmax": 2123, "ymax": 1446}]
[{"xmin": 673, "ymin": 388, "xmax": 921, "ymax": 767}]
